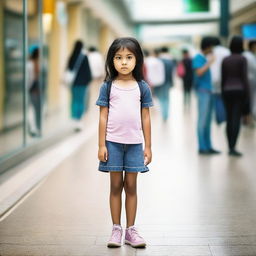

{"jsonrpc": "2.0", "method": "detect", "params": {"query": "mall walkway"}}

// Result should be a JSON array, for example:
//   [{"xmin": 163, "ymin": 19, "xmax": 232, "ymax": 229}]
[{"xmin": 0, "ymin": 83, "xmax": 256, "ymax": 256}]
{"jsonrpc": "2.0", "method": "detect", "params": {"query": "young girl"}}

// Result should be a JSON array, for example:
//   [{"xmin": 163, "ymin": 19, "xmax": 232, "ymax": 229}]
[{"xmin": 96, "ymin": 37, "xmax": 153, "ymax": 248}]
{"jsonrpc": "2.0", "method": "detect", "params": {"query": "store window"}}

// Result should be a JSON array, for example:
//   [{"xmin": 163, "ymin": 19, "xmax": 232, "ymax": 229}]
[
  {"xmin": 0, "ymin": 0, "xmax": 26, "ymax": 157},
  {"xmin": 0, "ymin": 0, "xmax": 71, "ymax": 165}
]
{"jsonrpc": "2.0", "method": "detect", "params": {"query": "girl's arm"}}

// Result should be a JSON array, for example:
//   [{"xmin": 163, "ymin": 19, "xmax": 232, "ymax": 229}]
[
  {"xmin": 141, "ymin": 107, "xmax": 152, "ymax": 165},
  {"xmin": 98, "ymin": 106, "xmax": 108, "ymax": 162}
]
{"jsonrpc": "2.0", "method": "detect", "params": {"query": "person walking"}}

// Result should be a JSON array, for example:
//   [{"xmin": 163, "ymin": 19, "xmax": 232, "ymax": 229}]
[
  {"xmin": 88, "ymin": 46, "xmax": 105, "ymax": 81},
  {"xmin": 96, "ymin": 37, "xmax": 153, "ymax": 248},
  {"xmin": 27, "ymin": 47, "xmax": 42, "ymax": 137},
  {"xmin": 143, "ymin": 49, "xmax": 165, "ymax": 88},
  {"xmin": 210, "ymin": 37, "xmax": 230, "ymax": 124},
  {"xmin": 66, "ymin": 40, "xmax": 92, "ymax": 131},
  {"xmin": 181, "ymin": 49, "xmax": 193, "ymax": 107},
  {"xmin": 243, "ymin": 40, "xmax": 256, "ymax": 121},
  {"xmin": 154, "ymin": 46, "xmax": 174, "ymax": 121},
  {"xmin": 221, "ymin": 36, "xmax": 250, "ymax": 157}
]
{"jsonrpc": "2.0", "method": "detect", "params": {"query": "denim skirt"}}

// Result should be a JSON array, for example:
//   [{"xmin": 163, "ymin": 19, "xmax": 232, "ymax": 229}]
[{"xmin": 99, "ymin": 141, "xmax": 149, "ymax": 173}]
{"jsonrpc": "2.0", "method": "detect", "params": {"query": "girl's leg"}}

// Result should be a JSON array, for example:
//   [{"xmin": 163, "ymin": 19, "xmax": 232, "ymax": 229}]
[
  {"xmin": 110, "ymin": 172, "xmax": 124, "ymax": 225},
  {"xmin": 124, "ymin": 172, "xmax": 138, "ymax": 228}
]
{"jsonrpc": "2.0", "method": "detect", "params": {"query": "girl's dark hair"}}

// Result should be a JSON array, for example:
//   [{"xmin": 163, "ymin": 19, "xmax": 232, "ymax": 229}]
[
  {"xmin": 104, "ymin": 37, "xmax": 144, "ymax": 82},
  {"xmin": 230, "ymin": 36, "xmax": 244, "ymax": 54},
  {"xmin": 68, "ymin": 40, "xmax": 83, "ymax": 69}
]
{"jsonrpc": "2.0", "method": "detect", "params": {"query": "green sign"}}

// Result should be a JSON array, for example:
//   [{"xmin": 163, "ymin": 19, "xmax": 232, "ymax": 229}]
[{"xmin": 184, "ymin": 0, "xmax": 210, "ymax": 12}]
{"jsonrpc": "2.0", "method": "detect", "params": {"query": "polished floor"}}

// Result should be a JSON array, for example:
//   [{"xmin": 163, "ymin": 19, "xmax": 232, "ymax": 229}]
[{"xmin": 0, "ymin": 82, "xmax": 256, "ymax": 256}]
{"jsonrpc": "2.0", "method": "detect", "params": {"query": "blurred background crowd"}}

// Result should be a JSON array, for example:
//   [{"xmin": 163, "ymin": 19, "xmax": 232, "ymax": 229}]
[{"xmin": 0, "ymin": 0, "xmax": 256, "ymax": 172}]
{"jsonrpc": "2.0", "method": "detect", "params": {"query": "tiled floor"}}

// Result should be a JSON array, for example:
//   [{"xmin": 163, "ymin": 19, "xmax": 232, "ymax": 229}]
[{"xmin": 0, "ymin": 84, "xmax": 255, "ymax": 256}]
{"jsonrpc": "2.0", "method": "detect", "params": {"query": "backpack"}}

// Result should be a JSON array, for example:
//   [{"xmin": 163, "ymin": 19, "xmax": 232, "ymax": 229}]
[{"xmin": 177, "ymin": 61, "xmax": 185, "ymax": 78}]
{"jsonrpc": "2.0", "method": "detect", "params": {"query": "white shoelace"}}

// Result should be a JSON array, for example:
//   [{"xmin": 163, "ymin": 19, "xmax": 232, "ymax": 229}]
[
  {"xmin": 130, "ymin": 227, "xmax": 143, "ymax": 240},
  {"xmin": 111, "ymin": 227, "xmax": 121, "ymax": 240}
]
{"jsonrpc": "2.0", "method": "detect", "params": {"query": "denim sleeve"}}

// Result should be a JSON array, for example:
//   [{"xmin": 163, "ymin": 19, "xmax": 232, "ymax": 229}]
[
  {"xmin": 141, "ymin": 81, "xmax": 154, "ymax": 108},
  {"xmin": 96, "ymin": 82, "xmax": 109, "ymax": 107}
]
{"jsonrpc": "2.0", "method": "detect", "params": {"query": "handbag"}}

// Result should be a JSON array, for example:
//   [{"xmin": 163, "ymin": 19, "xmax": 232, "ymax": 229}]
[
  {"xmin": 63, "ymin": 53, "xmax": 84, "ymax": 88},
  {"xmin": 214, "ymin": 93, "xmax": 226, "ymax": 124}
]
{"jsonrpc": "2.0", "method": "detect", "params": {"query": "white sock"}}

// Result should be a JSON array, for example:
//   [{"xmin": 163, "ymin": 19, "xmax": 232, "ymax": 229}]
[
  {"xmin": 126, "ymin": 225, "xmax": 135, "ymax": 230},
  {"xmin": 113, "ymin": 224, "xmax": 122, "ymax": 229}
]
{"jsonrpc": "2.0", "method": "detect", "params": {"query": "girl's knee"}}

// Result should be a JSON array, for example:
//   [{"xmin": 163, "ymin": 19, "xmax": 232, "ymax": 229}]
[
  {"xmin": 110, "ymin": 181, "xmax": 123, "ymax": 195},
  {"xmin": 124, "ymin": 180, "xmax": 137, "ymax": 196}
]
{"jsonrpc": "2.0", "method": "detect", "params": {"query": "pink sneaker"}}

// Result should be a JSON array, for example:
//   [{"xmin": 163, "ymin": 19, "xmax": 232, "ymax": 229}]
[
  {"xmin": 107, "ymin": 225, "xmax": 122, "ymax": 248},
  {"xmin": 125, "ymin": 226, "xmax": 146, "ymax": 248}
]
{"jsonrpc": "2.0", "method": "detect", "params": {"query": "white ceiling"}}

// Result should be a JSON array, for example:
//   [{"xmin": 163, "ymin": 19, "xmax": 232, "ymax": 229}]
[
  {"xmin": 123, "ymin": 0, "xmax": 219, "ymax": 22},
  {"xmin": 139, "ymin": 22, "xmax": 218, "ymax": 43},
  {"xmin": 230, "ymin": 0, "xmax": 255, "ymax": 13}
]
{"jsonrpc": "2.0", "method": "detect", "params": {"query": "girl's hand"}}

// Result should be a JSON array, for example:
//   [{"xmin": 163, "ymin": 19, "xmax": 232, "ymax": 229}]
[
  {"xmin": 144, "ymin": 147, "xmax": 152, "ymax": 165},
  {"xmin": 98, "ymin": 146, "xmax": 108, "ymax": 162}
]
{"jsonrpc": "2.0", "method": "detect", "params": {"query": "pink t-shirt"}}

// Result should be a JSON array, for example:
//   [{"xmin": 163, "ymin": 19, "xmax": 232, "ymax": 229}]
[{"xmin": 106, "ymin": 82, "xmax": 143, "ymax": 144}]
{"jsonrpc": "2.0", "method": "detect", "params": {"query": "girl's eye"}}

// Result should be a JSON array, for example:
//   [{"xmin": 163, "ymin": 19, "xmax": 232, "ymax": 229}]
[
  {"xmin": 127, "ymin": 56, "xmax": 133, "ymax": 60},
  {"xmin": 115, "ymin": 56, "xmax": 121, "ymax": 60}
]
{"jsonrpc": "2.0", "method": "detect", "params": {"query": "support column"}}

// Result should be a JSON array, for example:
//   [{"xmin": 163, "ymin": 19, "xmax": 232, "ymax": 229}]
[
  {"xmin": 67, "ymin": 3, "xmax": 84, "ymax": 54},
  {"xmin": 47, "ymin": 1, "xmax": 67, "ymax": 111},
  {"xmin": 220, "ymin": 0, "xmax": 230, "ymax": 43},
  {"xmin": 99, "ymin": 24, "xmax": 116, "ymax": 56},
  {"xmin": 0, "ymin": 2, "xmax": 4, "ymax": 130}
]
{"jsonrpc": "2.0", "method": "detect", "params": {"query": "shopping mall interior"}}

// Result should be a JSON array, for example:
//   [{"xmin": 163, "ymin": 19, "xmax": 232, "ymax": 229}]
[{"xmin": 0, "ymin": 0, "xmax": 256, "ymax": 255}]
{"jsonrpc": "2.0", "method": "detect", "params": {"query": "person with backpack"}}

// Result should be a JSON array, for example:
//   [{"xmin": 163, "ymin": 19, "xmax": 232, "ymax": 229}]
[
  {"xmin": 181, "ymin": 49, "xmax": 193, "ymax": 107},
  {"xmin": 96, "ymin": 37, "xmax": 153, "ymax": 248}
]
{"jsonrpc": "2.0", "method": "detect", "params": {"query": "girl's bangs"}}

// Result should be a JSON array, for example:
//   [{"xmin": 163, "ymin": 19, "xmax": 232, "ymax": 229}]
[{"xmin": 114, "ymin": 42, "xmax": 137, "ymax": 56}]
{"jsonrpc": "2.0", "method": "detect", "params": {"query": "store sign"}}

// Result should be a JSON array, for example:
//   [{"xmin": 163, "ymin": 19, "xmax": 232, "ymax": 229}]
[{"xmin": 183, "ymin": 0, "xmax": 210, "ymax": 13}]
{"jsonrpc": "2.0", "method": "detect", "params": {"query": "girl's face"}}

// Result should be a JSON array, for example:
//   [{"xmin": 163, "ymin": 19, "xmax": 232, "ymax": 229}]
[{"xmin": 113, "ymin": 47, "xmax": 136, "ymax": 76}]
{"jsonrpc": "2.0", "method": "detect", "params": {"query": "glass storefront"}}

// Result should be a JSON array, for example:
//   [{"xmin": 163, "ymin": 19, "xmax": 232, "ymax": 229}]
[
  {"xmin": 0, "ymin": 0, "xmax": 133, "ymax": 172},
  {"xmin": 0, "ymin": 0, "xmax": 26, "ymax": 157},
  {"xmin": 0, "ymin": 0, "xmax": 71, "ymax": 166}
]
